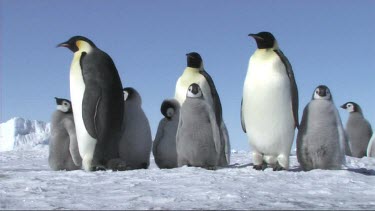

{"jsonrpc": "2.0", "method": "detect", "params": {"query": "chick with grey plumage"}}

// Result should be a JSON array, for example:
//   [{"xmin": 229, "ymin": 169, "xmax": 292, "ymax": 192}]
[
  {"xmin": 49, "ymin": 97, "xmax": 82, "ymax": 171},
  {"xmin": 153, "ymin": 99, "xmax": 180, "ymax": 169},
  {"xmin": 174, "ymin": 52, "xmax": 230, "ymax": 166},
  {"xmin": 118, "ymin": 87, "xmax": 152, "ymax": 170},
  {"xmin": 341, "ymin": 102, "xmax": 373, "ymax": 158},
  {"xmin": 297, "ymin": 85, "xmax": 346, "ymax": 171},
  {"xmin": 176, "ymin": 83, "xmax": 221, "ymax": 170}
]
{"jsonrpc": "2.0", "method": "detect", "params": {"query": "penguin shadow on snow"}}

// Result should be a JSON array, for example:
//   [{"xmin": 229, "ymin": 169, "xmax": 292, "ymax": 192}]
[{"xmin": 345, "ymin": 167, "xmax": 375, "ymax": 176}]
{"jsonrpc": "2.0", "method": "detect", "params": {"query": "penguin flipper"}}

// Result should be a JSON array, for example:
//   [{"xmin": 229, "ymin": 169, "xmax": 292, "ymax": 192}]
[
  {"xmin": 81, "ymin": 85, "xmax": 101, "ymax": 140},
  {"xmin": 153, "ymin": 119, "xmax": 166, "ymax": 157},
  {"xmin": 240, "ymin": 98, "xmax": 246, "ymax": 133},
  {"xmin": 333, "ymin": 107, "xmax": 350, "ymax": 159},
  {"xmin": 274, "ymin": 50, "xmax": 299, "ymax": 129},
  {"xmin": 207, "ymin": 104, "xmax": 221, "ymax": 156},
  {"xmin": 64, "ymin": 118, "xmax": 82, "ymax": 167},
  {"xmin": 296, "ymin": 104, "xmax": 309, "ymax": 165},
  {"xmin": 199, "ymin": 69, "xmax": 222, "ymax": 126}
]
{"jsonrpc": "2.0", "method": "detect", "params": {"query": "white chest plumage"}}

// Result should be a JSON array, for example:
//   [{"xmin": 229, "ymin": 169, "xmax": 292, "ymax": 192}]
[
  {"xmin": 243, "ymin": 49, "xmax": 294, "ymax": 154},
  {"xmin": 174, "ymin": 67, "xmax": 213, "ymax": 107},
  {"xmin": 69, "ymin": 48, "xmax": 97, "ymax": 171}
]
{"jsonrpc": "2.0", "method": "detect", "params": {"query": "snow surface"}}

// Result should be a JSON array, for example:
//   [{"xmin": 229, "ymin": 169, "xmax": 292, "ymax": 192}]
[{"xmin": 1, "ymin": 118, "xmax": 375, "ymax": 209}]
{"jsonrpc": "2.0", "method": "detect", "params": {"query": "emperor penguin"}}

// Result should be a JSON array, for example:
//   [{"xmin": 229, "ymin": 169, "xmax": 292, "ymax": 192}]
[
  {"xmin": 367, "ymin": 134, "xmax": 375, "ymax": 157},
  {"xmin": 58, "ymin": 36, "xmax": 124, "ymax": 171},
  {"xmin": 49, "ymin": 97, "xmax": 82, "ymax": 171},
  {"xmin": 241, "ymin": 31, "xmax": 299, "ymax": 171},
  {"xmin": 297, "ymin": 85, "xmax": 346, "ymax": 171},
  {"xmin": 153, "ymin": 99, "xmax": 180, "ymax": 169},
  {"xmin": 176, "ymin": 83, "xmax": 221, "ymax": 170},
  {"xmin": 119, "ymin": 87, "xmax": 152, "ymax": 170},
  {"xmin": 341, "ymin": 102, "xmax": 373, "ymax": 158},
  {"xmin": 174, "ymin": 52, "xmax": 230, "ymax": 166}
]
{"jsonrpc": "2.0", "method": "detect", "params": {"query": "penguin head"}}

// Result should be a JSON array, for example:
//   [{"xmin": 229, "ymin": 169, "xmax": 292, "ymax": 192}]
[
  {"xmin": 248, "ymin": 31, "xmax": 278, "ymax": 49},
  {"xmin": 161, "ymin": 99, "xmax": 180, "ymax": 119},
  {"xmin": 123, "ymin": 87, "xmax": 142, "ymax": 104},
  {"xmin": 313, "ymin": 85, "xmax": 332, "ymax": 101},
  {"xmin": 186, "ymin": 52, "xmax": 203, "ymax": 69},
  {"xmin": 55, "ymin": 97, "xmax": 72, "ymax": 113},
  {"xmin": 57, "ymin": 36, "xmax": 96, "ymax": 53},
  {"xmin": 341, "ymin": 102, "xmax": 362, "ymax": 113},
  {"xmin": 186, "ymin": 83, "xmax": 203, "ymax": 98}
]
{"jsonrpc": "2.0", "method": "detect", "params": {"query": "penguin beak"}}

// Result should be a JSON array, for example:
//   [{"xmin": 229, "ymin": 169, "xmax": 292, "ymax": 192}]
[
  {"xmin": 248, "ymin": 34, "xmax": 264, "ymax": 41},
  {"xmin": 340, "ymin": 104, "xmax": 346, "ymax": 109},
  {"xmin": 56, "ymin": 41, "xmax": 70, "ymax": 48}
]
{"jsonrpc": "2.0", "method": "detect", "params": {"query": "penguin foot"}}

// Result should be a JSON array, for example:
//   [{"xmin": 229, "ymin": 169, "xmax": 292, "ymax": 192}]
[
  {"xmin": 272, "ymin": 163, "xmax": 286, "ymax": 171},
  {"xmin": 205, "ymin": 166, "xmax": 217, "ymax": 170},
  {"xmin": 90, "ymin": 165, "xmax": 106, "ymax": 171},
  {"xmin": 106, "ymin": 159, "xmax": 127, "ymax": 171},
  {"xmin": 253, "ymin": 162, "xmax": 267, "ymax": 171}
]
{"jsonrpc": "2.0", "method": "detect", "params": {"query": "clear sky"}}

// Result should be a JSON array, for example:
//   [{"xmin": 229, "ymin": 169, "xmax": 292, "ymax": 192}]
[{"xmin": 1, "ymin": 0, "xmax": 375, "ymax": 150}]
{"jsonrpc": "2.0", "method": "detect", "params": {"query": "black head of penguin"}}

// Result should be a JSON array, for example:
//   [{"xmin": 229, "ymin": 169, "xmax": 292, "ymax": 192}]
[
  {"xmin": 57, "ymin": 36, "xmax": 97, "ymax": 52},
  {"xmin": 161, "ymin": 100, "xmax": 177, "ymax": 119},
  {"xmin": 186, "ymin": 52, "xmax": 202, "ymax": 68},
  {"xmin": 341, "ymin": 102, "xmax": 362, "ymax": 113},
  {"xmin": 313, "ymin": 85, "xmax": 332, "ymax": 100},
  {"xmin": 54, "ymin": 97, "xmax": 72, "ymax": 113},
  {"xmin": 248, "ymin": 31, "xmax": 276, "ymax": 49}
]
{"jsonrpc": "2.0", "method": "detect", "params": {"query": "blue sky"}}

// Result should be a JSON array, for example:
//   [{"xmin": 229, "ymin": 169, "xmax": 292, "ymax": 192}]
[{"xmin": 1, "ymin": 0, "xmax": 375, "ymax": 150}]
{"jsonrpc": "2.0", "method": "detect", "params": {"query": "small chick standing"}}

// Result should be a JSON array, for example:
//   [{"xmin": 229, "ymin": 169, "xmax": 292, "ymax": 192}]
[
  {"xmin": 153, "ymin": 99, "xmax": 180, "ymax": 169},
  {"xmin": 176, "ymin": 83, "xmax": 221, "ymax": 170},
  {"xmin": 119, "ymin": 87, "xmax": 152, "ymax": 170},
  {"xmin": 297, "ymin": 85, "xmax": 346, "ymax": 171},
  {"xmin": 174, "ymin": 52, "xmax": 230, "ymax": 166},
  {"xmin": 241, "ymin": 32, "xmax": 299, "ymax": 170},
  {"xmin": 341, "ymin": 102, "xmax": 373, "ymax": 158},
  {"xmin": 49, "ymin": 97, "xmax": 82, "ymax": 171},
  {"xmin": 58, "ymin": 36, "xmax": 124, "ymax": 171}
]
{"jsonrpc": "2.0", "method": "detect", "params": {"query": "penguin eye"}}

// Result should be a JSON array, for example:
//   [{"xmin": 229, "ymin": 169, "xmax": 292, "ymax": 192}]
[{"xmin": 315, "ymin": 90, "xmax": 319, "ymax": 94}]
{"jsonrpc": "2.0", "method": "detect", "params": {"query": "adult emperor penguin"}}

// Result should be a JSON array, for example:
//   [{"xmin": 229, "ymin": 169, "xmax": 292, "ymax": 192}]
[
  {"xmin": 176, "ymin": 83, "xmax": 221, "ymax": 169},
  {"xmin": 241, "ymin": 31, "xmax": 299, "ymax": 171},
  {"xmin": 297, "ymin": 85, "xmax": 346, "ymax": 171},
  {"xmin": 153, "ymin": 99, "xmax": 180, "ymax": 169},
  {"xmin": 174, "ymin": 52, "xmax": 230, "ymax": 166},
  {"xmin": 49, "ymin": 97, "xmax": 82, "ymax": 171},
  {"xmin": 119, "ymin": 87, "xmax": 152, "ymax": 170},
  {"xmin": 58, "ymin": 36, "xmax": 124, "ymax": 171},
  {"xmin": 341, "ymin": 102, "xmax": 373, "ymax": 158}
]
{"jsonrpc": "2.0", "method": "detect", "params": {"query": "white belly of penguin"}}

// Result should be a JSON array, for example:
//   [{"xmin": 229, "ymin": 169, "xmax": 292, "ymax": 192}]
[
  {"xmin": 175, "ymin": 67, "xmax": 213, "ymax": 107},
  {"xmin": 243, "ymin": 54, "xmax": 294, "ymax": 155},
  {"xmin": 70, "ymin": 52, "xmax": 97, "ymax": 169}
]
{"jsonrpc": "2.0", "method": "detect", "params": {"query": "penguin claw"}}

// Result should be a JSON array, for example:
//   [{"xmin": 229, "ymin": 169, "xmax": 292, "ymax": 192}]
[
  {"xmin": 90, "ymin": 165, "xmax": 106, "ymax": 171},
  {"xmin": 253, "ymin": 163, "xmax": 267, "ymax": 171},
  {"xmin": 272, "ymin": 164, "xmax": 286, "ymax": 171},
  {"xmin": 205, "ymin": 166, "xmax": 217, "ymax": 170}
]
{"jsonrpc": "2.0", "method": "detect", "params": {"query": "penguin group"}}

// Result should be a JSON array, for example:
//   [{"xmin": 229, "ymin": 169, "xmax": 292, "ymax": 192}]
[{"xmin": 49, "ymin": 32, "xmax": 374, "ymax": 172}]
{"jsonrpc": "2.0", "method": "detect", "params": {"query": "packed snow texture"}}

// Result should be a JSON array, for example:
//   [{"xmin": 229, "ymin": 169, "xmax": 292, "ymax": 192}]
[
  {"xmin": 0, "ymin": 118, "xmax": 50, "ymax": 152},
  {"xmin": 1, "ymin": 118, "xmax": 375, "ymax": 209}
]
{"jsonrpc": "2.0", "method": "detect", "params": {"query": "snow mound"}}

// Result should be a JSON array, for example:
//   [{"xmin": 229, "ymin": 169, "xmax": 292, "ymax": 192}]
[{"xmin": 0, "ymin": 117, "xmax": 50, "ymax": 151}]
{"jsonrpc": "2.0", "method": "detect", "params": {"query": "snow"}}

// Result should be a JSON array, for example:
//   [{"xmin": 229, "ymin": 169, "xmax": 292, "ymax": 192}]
[
  {"xmin": 0, "ymin": 118, "xmax": 50, "ymax": 152},
  {"xmin": 1, "ymin": 118, "xmax": 375, "ymax": 209}
]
